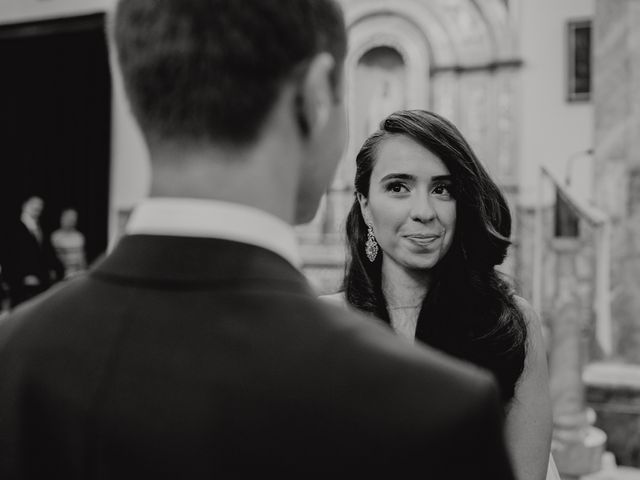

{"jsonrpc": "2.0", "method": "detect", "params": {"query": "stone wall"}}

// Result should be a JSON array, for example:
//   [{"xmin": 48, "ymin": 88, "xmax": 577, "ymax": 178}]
[
  {"xmin": 593, "ymin": 0, "xmax": 640, "ymax": 364},
  {"xmin": 514, "ymin": 205, "xmax": 599, "ymax": 354}
]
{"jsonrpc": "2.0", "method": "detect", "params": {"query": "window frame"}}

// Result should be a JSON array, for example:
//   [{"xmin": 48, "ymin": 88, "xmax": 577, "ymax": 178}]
[{"xmin": 566, "ymin": 19, "xmax": 592, "ymax": 102}]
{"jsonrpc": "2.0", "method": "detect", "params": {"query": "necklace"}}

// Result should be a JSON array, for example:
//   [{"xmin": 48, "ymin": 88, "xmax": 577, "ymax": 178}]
[{"xmin": 387, "ymin": 303, "xmax": 422, "ymax": 310}]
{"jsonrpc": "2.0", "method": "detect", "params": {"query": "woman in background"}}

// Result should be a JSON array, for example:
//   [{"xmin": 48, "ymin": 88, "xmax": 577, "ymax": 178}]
[
  {"xmin": 51, "ymin": 208, "xmax": 86, "ymax": 279},
  {"xmin": 324, "ymin": 110, "xmax": 559, "ymax": 480}
]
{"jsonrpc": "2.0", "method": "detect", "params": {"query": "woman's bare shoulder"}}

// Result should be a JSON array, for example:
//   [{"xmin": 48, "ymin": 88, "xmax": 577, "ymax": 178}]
[
  {"xmin": 506, "ymin": 296, "xmax": 554, "ymax": 480},
  {"xmin": 513, "ymin": 295, "xmax": 538, "ymax": 323},
  {"xmin": 512, "ymin": 294, "xmax": 545, "ymax": 339},
  {"xmin": 512, "ymin": 295, "xmax": 547, "ymax": 367}
]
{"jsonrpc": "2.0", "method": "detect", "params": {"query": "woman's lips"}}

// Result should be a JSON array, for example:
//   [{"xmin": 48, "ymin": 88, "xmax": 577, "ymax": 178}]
[{"xmin": 403, "ymin": 234, "xmax": 441, "ymax": 247}]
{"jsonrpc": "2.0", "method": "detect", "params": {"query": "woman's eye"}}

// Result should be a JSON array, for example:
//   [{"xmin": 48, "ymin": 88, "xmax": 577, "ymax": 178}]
[
  {"xmin": 432, "ymin": 184, "xmax": 452, "ymax": 196},
  {"xmin": 387, "ymin": 182, "xmax": 408, "ymax": 193}
]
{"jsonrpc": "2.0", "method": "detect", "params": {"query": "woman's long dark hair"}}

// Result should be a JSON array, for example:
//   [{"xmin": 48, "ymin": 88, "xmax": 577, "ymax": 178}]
[{"xmin": 344, "ymin": 110, "xmax": 527, "ymax": 404}]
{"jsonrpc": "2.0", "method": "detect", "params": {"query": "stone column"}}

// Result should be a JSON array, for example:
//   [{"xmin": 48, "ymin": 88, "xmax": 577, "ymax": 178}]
[
  {"xmin": 593, "ymin": 0, "xmax": 640, "ymax": 363},
  {"xmin": 549, "ymin": 240, "xmax": 606, "ymax": 478}
]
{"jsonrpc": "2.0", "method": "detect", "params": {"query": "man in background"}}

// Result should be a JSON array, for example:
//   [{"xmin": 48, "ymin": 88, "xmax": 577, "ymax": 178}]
[
  {"xmin": 0, "ymin": 1, "xmax": 515, "ymax": 477},
  {"xmin": 2, "ymin": 195, "xmax": 62, "ymax": 307}
]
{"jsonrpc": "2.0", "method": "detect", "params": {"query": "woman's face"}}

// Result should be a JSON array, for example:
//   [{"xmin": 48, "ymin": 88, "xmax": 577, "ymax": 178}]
[{"xmin": 358, "ymin": 134, "xmax": 456, "ymax": 272}]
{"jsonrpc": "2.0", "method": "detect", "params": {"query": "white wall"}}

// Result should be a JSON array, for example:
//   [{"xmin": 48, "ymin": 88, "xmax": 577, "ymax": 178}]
[
  {"xmin": 0, "ymin": 0, "xmax": 151, "ymax": 244},
  {"xmin": 517, "ymin": 0, "xmax": 594, "ymax": 207}
]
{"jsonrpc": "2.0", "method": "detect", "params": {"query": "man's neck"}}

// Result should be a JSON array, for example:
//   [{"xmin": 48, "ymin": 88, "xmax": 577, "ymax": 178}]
[{"xmin": 149, "ymin": 139, "xmax": 300, "ymax": 225}]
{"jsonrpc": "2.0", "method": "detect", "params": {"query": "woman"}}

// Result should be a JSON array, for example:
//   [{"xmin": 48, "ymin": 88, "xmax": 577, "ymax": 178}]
[
  {"xmin": 324, "ymin": 110, "xmax": 559, "ymax": 480},
  {"xmin": 51, "ymin": 208, "xmax": 87, "ymax": 279}
]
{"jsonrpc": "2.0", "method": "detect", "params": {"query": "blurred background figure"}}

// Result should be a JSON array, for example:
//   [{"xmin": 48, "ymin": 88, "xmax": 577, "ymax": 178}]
[
  {"xmin": 51, "ymin": 208, "xmax": 86, "ymax": 279},
  {"xmin": 2, "ymin": 196, "xmax": 63, "ymax": 308}
]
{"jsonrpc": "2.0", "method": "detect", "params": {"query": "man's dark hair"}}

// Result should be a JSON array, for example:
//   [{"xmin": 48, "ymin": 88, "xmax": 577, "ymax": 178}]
[{"xmin": 114, "ymin": 0, "xmax": 347, "ymax": 146}]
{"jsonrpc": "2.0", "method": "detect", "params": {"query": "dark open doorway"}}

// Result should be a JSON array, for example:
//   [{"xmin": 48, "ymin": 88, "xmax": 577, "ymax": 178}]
[{"xmin": 0, "ymin": 13, "xmax": 111, "ymax": 265}]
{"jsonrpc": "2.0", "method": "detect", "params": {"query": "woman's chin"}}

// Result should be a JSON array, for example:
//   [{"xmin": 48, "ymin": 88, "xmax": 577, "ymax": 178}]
[{"xmin": 398, "ymin": 253, "xmax": 441, "ymax": 272}]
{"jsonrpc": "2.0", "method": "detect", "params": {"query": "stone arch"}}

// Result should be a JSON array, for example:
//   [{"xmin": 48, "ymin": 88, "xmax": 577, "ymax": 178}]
[
  {"xmin": 345, "ymin": 1, "xmax": 455, "ymax": 66},
  {"xmin": 340, "ymin": 0, "xmax": 518, "ymax": 180},
  {"xmin": 334, "ymin": 11, "xmax": 433, "ymax": 190},
  {"xmin": 468, "ymin": 0, "xmax": 515, "ymax": 60},
  {"xmin": 346, "ymin": 13, "xmax": 431, "ymax": 108},
  {"xmin": 343, "ymin": 0, "xmax": 512, "ymax": 68},
  {"xmin": 334, "ymin": 0, "xmax": 514, "ymax": 191}
]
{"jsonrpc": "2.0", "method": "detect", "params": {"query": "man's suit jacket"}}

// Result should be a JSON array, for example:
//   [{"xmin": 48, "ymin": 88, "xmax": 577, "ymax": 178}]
[
  {"xmin": 1, "ymin": 220, "xmax": 63, "ymax": 305},
  {"xmin": 0, "ymin": 235, "xmax": 515, "ymax": 478}
]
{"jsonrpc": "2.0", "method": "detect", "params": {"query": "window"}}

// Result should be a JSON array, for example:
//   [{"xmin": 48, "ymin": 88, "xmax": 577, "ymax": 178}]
[
  {"xmin": 554, "ymin": 190, "xmax": 580, "ymax": 238},
  {"xmin": 629, "ymin": 167, "xmax": 640, "ymax": 216},
  {"xmin": 567, "ymin": 20, "xmax": 592, "ymax": 102}
]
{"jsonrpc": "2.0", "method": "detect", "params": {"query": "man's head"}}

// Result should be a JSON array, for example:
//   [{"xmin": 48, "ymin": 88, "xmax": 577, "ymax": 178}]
[
  {"xmin": 22, "ymin": 196, "xmax": 44, "ymax": 220},
  {"xmin": 113, "ymin": 0, "xmax": 348, "ymax": 223}
]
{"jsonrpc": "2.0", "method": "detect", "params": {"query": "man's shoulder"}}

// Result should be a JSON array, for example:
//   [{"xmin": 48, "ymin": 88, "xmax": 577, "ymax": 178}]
[
  {"xmin": 0, "ymin": 276, "xmax": 91, "ymax": 347},
  {"xmin": 307, "ymin": 296, "xmax": 503, "ymax": 456},
  {"xmin": 311, "ymin": 293, "xmax": 498, "ymax": 400},
  {"xmin": 317, "ymin": 293, "xmax": 494, "ymax": 385},
  {"xmin": 319, "ymin": 291, "xmax": 347, "ymax": 306},
  {"xmin": 0, "ymin": 275, "xmax": 499, "ymax": 408}
]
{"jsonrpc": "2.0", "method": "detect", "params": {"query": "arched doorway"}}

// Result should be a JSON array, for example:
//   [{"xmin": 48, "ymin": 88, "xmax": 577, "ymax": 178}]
[{"xmin": 355, "ymin": 46, "xmax": 407, "ymax": 146}]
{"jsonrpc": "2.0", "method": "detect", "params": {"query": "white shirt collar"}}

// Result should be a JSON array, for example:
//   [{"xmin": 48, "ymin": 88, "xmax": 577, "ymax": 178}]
[{"xmin": 125, "ymin": 198, "xmax": 302, "ymax": 269}]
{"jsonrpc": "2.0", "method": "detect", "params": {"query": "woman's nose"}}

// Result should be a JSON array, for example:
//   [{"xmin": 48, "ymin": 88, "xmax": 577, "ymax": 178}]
[{"xmin": 409, "ymin": 190, "xmax": 436, "ymax": 223}]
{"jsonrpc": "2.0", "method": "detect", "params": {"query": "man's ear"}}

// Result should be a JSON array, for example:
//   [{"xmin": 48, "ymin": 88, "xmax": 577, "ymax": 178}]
[
  {"xmin": 356, "ymin": 191, "xmax": 372, "ymax": 226},
  {"xmin": 296, "ymin": 52, "xmax": 336, "ymax": 139}
]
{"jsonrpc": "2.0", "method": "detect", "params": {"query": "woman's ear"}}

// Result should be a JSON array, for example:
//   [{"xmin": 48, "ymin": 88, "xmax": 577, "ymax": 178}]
[
  {"xmin": 296, "ymin": 52, "xmax": 336, "ymax": 139},
  {"xmin": 356, "ymin": 192, "xmax": 372, "ymax": 226}
]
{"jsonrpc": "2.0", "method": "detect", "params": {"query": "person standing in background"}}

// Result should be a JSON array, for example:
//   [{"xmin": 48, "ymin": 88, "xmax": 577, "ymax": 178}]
[
  {"xmin": 2, "ymin": 196, "xmax": 63, "ymax": 307},
  {"xmin": 51, "ymin": 208, "xmax": 86, "ymax": 279}
]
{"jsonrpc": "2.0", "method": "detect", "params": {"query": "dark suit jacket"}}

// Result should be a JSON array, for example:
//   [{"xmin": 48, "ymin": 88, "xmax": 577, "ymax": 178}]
[
  {"xmin": 1, "ymin": 220, "xmax": 63, "ymax": 305},
  {"xmin": 0, "ymin": 235, "xmax": 515, "ymax": 478}
]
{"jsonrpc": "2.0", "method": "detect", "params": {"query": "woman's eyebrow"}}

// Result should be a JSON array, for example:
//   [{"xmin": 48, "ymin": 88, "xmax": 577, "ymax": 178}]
[
  {"xmin": 378, "ymin": 173, "xmax": 453, "ymax": 183},
  {"xmin": 431, "ymin": 174, "xmax": 453, "ymax": 182},
  {"xmin": 379, "ymin": 173, "xmax": 415, "ymax": 182}
]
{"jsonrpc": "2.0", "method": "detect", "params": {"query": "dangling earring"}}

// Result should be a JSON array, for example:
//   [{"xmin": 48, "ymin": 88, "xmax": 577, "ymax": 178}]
[{"xmin": 365, "ymin": 224, "xmax": 379, "ymax": 262}]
